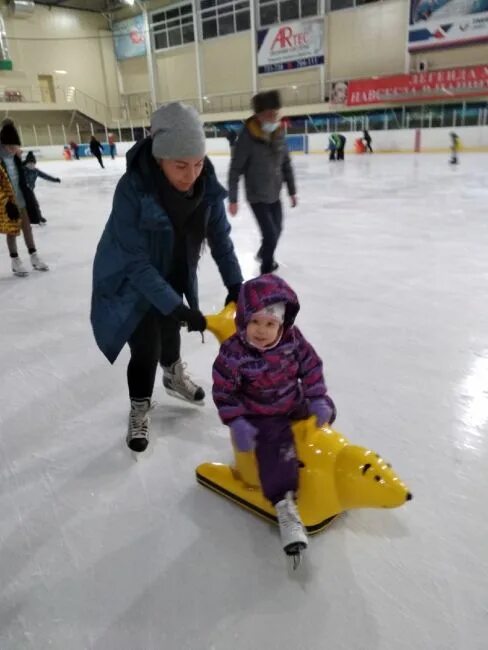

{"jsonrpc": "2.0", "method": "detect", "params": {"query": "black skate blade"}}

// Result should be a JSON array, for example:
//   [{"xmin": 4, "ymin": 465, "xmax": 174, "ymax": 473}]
[
  {"xmin": 285, "ymin": 549, "xmax": 304, "ymax": 571},
  {"xmin": 285, "ymin": 541, "xmax": 307, "ymax": 570},
  {"xmin": 284, "ymin": 541, "xmax": 307, "ymax": 556},
  {"xmin": 165, "ymin": 388, "xmax": 205, "ymax": 406}
]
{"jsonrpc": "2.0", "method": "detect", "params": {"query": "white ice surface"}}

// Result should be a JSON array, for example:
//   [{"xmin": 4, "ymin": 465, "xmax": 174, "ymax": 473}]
[{"xmin": 1, "ymin": 153, "xmax": 487, "ymax": 650}]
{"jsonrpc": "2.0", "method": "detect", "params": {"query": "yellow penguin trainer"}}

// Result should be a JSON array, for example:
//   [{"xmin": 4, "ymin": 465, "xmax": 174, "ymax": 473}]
[{"xmin": 197, "ymin": 304, "xmax": 412, "ymax": 534}]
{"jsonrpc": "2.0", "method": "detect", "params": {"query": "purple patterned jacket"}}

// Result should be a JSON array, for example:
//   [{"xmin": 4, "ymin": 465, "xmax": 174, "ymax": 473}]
[{"xmin": 212, "ymin": 274, "xmax": 335, "ymax": 424}]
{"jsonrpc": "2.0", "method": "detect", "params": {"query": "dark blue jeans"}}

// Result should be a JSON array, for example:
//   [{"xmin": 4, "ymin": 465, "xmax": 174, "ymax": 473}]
[{"xmin": 250, "ymin": 200, "xmax": 283, "ymax": 274}]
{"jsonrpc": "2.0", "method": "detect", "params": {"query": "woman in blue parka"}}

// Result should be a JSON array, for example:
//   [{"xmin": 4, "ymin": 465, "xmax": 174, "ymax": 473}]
[{"xmin": 91, "ymin": 103, "xmax": 243, "ymax": 452}]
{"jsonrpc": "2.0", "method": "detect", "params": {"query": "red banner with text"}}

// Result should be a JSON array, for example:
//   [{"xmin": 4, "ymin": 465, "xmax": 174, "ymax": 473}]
[{"xmin": 346, "ymin": 65, "xmax": 488, "ymax": 106}]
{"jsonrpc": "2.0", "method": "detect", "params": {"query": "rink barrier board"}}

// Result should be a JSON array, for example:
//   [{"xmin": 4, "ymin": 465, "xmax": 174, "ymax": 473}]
[{"xmin": 28, "ymin": 126, "xmax": 488, "ymax": 160}]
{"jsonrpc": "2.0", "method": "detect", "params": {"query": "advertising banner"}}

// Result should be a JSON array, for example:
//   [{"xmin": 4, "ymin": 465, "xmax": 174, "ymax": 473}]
[
  {"xmin": 346, "ymin": 65, "xmax": 488, "ymax": 106},
  {"xmin": 257, "ymin": 19, "xmax": 324, "ymax": 74},
  {"xmin": 408, "ymin": 0, "xmax": 488, "ymax": 51},
  {"xmin": 113, "ymin": 15, "xmax": 146, "ymax": 61}
]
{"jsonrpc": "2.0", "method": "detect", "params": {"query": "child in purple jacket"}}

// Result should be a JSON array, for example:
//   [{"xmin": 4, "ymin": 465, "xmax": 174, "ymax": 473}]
[{"xmin": 212, "ymin": 274, "xmax": 336, "ymax": 560}]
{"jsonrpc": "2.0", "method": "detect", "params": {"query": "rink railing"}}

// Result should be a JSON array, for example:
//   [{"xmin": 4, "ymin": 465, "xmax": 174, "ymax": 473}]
[{"xmin": 11, "ymin": 105, "xmax": 488, "ymax": 150}]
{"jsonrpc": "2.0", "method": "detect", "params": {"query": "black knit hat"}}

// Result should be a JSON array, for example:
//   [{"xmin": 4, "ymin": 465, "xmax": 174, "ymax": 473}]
[
  {"xmin": 25, "ymin": 151, "xmax": 36, "ymax": 164},
  {"xmin": 0, "ymin": 120, "xmax": 21, "ymax": 146},
  {"xmin": 252, "ymin": 90, "xmax": 282, "ymax": 114}
]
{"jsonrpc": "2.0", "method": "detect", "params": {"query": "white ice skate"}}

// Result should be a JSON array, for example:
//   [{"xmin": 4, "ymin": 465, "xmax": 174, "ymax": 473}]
[
  {"xmin": 126, "ymin": 398, "xmax": 151, "ymax": 452},
  {"xmin": 275, "ymin": 491, "xmax": 308, "ymax": 569},
  {"xmin": 11, "ymin": 257, "xmax": 29, "ymax": 277},
  {"xmin": 163, "ymin": 359, "xmax": 205, "ymax": 404},
  {"xmin": 30, "ymin": 252, "xmax": 49, "ymax": 271}
]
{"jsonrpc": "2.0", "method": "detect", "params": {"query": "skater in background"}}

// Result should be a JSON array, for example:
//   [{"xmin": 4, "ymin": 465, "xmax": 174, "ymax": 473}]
[
  {"xmin": 337, "ymin": 133, "xmax": 346, "ymax": 161},
  {"xmin": 213, "ymin": 274, "xmax": 336, "ymax": 561},
  {"xmin": 449, "ymin": 132, "xmax": 459, "ymax": 165},
  {"xmin": 23, "ymin": 151, "xmax": 61, "ymax": 225},
  {"xmin": 0, "ymin": 121, "xmax": 49, "ymax": 276},
  {"xmin": 108, "ymin": 133, "xmax": 116, "ymax": 160},
  {"xmin": 225, "ymin": 128, "xmax": 237, "ymax": 157},
  {"xmin": 328, "ymin": 133, "xmax": 339, "ymax": 161},
  {"xmin": 328, "ymin": 133, "xmax": 346, "ymax": 161},
  {"xmin": 69, "ymin": 140, "xmax": 80, "ymax": 160},
  {"xmin": 91, "ymin": 102, "xmax": 243, "ymax": 453},
  {"xmin": 89, "ymin": 135, "xmax": 105, "ymax": 168},
  {"xmin": 228, "ymin": 90, "xmax": 297, "ymax": 275},
  {"xmin": 363, "ymin": 129, "xmax": 373, "ymax": 153}
]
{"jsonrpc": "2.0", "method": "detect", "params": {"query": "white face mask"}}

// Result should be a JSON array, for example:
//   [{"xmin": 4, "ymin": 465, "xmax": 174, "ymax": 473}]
[{"xmin": 261, "ymin": 121, "xmax": 279, "ymax": 134}]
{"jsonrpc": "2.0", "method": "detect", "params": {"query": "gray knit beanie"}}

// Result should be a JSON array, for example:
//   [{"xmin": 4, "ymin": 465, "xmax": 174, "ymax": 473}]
[{"xmin": 151, "ymin": 102, "xmax": 206, "ymax": 160}]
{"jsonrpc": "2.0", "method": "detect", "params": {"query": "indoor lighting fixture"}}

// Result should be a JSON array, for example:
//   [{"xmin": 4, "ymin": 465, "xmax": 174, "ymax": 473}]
[{"xmin": 54, "ymin": 70, "xmax": 67, "ymax": 74}]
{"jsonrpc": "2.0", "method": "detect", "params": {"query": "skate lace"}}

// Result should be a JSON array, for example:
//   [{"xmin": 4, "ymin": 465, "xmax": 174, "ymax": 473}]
[
  {"xmin": 130, "ymin": 402, "xmax": 151, "ymax": 436},
  {"xmin": 175, "ymin": 362, "xmax": 198, "ymax": 392}
]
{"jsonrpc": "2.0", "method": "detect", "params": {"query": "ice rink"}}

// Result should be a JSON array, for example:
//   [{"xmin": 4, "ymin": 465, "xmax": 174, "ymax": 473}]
[{"xmin": 1, "ymin": 151, "xmax": 487, "ymax": 650}]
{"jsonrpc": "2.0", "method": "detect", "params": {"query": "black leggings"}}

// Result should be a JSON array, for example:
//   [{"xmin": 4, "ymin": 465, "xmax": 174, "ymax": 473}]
[
  {"xmin": 93, "ymin": 152, "xmax": 104, "ymax": 168},
  {"xmin": 127, "ymin": 309, "xmax": 181, "ymax": 399},
  {"xmin": 250, "ymin": 200, "xmax": 283, "ymax": 274}
]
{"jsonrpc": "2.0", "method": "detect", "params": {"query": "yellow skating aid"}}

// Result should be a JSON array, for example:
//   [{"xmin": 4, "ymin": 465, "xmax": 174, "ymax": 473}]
[{"xmin": 198, "ymin": 304, "xmax": 412, "ymax": 533}]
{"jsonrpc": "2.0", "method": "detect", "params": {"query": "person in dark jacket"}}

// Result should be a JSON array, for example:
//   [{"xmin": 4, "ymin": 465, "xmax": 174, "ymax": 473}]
[
  {"xmin": 23, "ymin": 151, "xmax": 61, "ymax": 225},
  {"xmin": 89, "ymin": 136, "xmax": 105, "ymax": 168},
  {"xmin": 108, "ymin": 133, "xmax": 116, "ymax": 159},
  {"xmin": 363, "ymin": 130, "xmax": 373, "ymax": 153},
  {"xmin": 0, "ymin": 120, "xmax": 49, "ymax": 276},
  {"xmin": 228, "ymin": 90, "xmax": 297, "ymax": 275},
  {"xmin": 70, "ymin": 140, "xmax": 80, "ymax": 160},
  {"xmin": 336, "ymin": 134, "xmax": 346, "ymax": 161},
  {"xmin": 225, "ymin": 128, "xmax": 237, "ymax": 156},
  {"xmin": 91, "ymin": 102, "xmax": 243, "ymax": 453},
  {"xmin": 449, "ymin": 132, "xmax": 459, "ymax": 165}
]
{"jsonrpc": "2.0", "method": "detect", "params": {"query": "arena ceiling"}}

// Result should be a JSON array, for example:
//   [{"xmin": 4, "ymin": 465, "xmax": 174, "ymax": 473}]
[{"xmin": 33, "ymin": 0, "xmax": 128, "ymax": 12}]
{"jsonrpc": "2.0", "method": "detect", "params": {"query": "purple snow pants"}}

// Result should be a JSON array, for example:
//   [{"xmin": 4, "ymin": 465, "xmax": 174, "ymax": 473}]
[{"xmin": 249, "ymin": 405, "xmax": 307, "ymax": 505}]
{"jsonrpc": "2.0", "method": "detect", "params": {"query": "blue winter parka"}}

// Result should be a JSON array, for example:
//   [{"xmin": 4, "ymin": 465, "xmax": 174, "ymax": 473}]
[{"xmin": 91, "ymin": 138, "xmax": 243, "ymax": 363}]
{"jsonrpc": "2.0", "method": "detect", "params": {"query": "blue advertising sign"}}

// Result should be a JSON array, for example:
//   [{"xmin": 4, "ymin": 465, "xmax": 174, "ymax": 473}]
[
  {"xmin": 113, "ymin": 15, "xmax": 146, "ymax": 61},
  {"xmin": 409, "ymin": 0, "xmax": 488, "ymax": 51}
]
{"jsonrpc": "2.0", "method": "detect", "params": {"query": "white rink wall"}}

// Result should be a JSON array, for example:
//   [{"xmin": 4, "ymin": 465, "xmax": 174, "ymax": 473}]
[
  {"xmin": 27, "ymin": 125, "xmax": 488, "ymax": 161},
  {"xmin": 308, "ymin": 126, "xmax": 488, "ymax": 154}
]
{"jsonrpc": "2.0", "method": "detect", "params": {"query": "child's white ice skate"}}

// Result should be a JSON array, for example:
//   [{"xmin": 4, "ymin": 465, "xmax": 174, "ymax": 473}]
[
  {"xmin": 275, "ymin": 491, "xmax": 308, "ymax": 569},
  {"xmin": 11, "ymin": 257, "xmax": 29, "ymax": 277},
  {"xmin": 30, "ymin": 252, "xmax": 49, "ymax": 271},
  {"xmin": 126, "ymin": 398, "xmax": 151, "ymax": 452},
  {"xmin": 163, "ymin": 359, "xmax": 205, "ymax": 404}
]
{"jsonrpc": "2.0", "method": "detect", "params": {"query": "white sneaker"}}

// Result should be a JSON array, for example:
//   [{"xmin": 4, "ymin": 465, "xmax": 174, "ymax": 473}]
[
  {"xmin": 12, "ymin": 257, "xmax": 29, "ymax": 277},
  {"xmin": 275, "ymin": 492, "xmax": 308, "ymax": 556},
  {"xmin": 163, "ymin": 359, "xmax": 205, "ymax": 404},
  {"xmin": 30, "ymin": 252, "xmax": 49, "ymax": 271},
  {"xmin": 126, "ymin": 398, "xmax": 151, "ymax": 452}
]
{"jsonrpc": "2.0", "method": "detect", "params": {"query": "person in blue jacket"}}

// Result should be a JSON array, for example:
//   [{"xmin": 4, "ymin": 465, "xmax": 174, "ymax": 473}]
[{"xmin": 91, "ymin": 102, "xmax": 243, "ymax": 453}]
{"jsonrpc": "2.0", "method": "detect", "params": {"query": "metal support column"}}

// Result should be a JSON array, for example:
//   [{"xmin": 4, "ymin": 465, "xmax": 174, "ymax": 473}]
[
  {"xmin": 138, "ymin": 0, "xmax": 158, "ymax": 110},
  {"xmin": 191, "ymin": 0, "xmax": 204, "ymax": 112},
  {"xmin": 249, "ymin": 0, "xmax": 258, "ymax": 93}
]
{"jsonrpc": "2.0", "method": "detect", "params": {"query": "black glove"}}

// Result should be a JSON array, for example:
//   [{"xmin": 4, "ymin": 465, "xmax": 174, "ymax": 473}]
[
  {"xmin": 6, "ymin": 201, "xmax": 19, "ymax": 221},
  {"xmin": 225, "ymin": 283, "xmax": 242, "ymax": 306},
  {"xmin": 172, "ymin": 305, "xmax": 207, "ymax": 332},
  {"xmin": 55, "ymin": 178, "xmax": 61, "ymax": 183}
]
